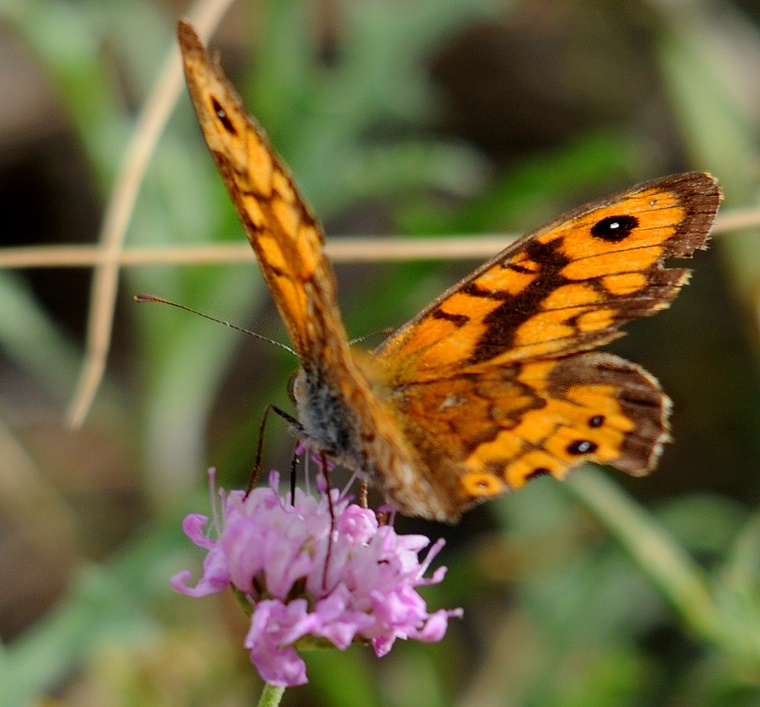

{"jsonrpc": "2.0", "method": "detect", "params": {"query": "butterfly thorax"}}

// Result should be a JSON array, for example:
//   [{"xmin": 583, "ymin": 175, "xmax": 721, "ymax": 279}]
[{"xmin": 291, "ymin": 349, "xmax": 463, "ymax": 521}]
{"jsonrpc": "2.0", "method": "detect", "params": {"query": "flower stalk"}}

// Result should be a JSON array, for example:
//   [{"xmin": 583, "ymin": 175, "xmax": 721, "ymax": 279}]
[{"xmin": 257, "ymin": 682, "xmax": 285, "ymax": 707}]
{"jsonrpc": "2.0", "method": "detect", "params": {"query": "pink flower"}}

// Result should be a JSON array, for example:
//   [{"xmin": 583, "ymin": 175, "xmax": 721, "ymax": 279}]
[{"xmin": 172, "ymin": 470, "xmax": 462, "ymax": 687}]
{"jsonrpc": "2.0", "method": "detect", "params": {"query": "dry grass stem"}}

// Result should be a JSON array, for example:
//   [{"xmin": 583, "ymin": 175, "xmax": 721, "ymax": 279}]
[{"xmin": 66, "ymin": 0, "xmax": 237, "ymax": 429}]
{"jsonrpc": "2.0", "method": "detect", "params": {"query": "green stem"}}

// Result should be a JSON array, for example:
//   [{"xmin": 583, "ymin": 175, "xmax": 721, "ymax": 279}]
[
  {"xmin": 566, "ymin": 467, "xmax": 722, "ymax": 642},
  {"xmin": 257, "ymin": 682, "xmax": 286, "ymax": 707}
]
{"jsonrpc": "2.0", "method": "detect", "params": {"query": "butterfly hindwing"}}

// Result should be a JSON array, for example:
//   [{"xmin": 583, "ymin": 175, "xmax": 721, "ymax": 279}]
[{"xmin": 387, "ymin": 352, "xmax": 669, "ymax": 511}]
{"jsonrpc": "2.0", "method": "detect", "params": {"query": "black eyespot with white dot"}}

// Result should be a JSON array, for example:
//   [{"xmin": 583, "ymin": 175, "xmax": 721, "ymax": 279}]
[
  {"xmin": 211, "ymin": 97, "xmax": 236, "ymax": 134},
  {"xmin": 588, "ymin": 415, "xmax": 605, "ymax": 428},
  {"xmin": 590, "ymin": 214, "xmax": 638, "ymax": 242},
  {"xmin": 567, "ymin": 440, "xmax": 598, "ymax": 455}
]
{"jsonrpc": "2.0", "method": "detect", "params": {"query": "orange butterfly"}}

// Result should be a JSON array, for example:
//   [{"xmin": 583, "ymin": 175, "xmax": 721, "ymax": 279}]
[{"xmin": 178, "ymin": 21, "xmax": 721, "ymax": 522}]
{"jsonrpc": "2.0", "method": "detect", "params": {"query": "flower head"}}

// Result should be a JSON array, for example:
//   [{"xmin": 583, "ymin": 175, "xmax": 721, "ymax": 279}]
[{"xmin": 172, "ymin": 470, "xmax": 462, "ymax": 687}]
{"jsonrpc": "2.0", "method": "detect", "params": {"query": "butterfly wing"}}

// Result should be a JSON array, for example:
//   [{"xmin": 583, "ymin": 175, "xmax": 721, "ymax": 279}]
[
  {"xmin": 178, "ymin": 23, "xmax": 424, "ymax": 498},
  {"xmin": 383, "ymin": 352, "xmax": 669, "ymax": 516},
  {"xmin": 373, "ymin": 173, "xmax": 720, "ymax": 385},
  {"xmin": 368, "ymin": 174, "xmax": 720, "ymax": 518},
  {"xmin": 178, "ymin": 21, "xmax": 348, "ymax": 359}
]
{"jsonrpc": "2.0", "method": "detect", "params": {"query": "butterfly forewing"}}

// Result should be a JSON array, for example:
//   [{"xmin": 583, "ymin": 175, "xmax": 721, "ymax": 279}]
[
  {"xmin": 178, "ymin": 21, "xmax": 347, "ymax": 360},
  {"xmin": 373, "ymin": 173, "xmax": 720, "ymax": 386}
]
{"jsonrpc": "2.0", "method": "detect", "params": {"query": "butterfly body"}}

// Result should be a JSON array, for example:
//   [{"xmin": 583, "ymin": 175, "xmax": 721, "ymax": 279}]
[
  {"xmin": 178, "ymin": 22, "xmax": 721, "ymax": 522},
  {"xmin": 290, "ymin": 348, "xmax": 419, "ymax": 503}
]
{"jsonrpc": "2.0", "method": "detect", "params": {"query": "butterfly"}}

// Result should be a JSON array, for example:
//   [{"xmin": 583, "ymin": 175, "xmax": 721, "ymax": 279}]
[{"xmin": 177, "ymin": 20, "xmax": 721, "ymax": 522}]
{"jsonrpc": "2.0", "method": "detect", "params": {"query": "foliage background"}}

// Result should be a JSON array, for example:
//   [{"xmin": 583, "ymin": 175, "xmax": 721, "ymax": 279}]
[{"xmin": 2, "ymin": 0, "xmax": 760, "ymax": 704}]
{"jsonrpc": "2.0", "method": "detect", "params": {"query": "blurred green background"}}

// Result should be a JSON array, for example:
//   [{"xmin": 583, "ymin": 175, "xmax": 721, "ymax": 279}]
[{"xmin": 2, "ymin": 0, "xmax": 760, "ymax": 704}]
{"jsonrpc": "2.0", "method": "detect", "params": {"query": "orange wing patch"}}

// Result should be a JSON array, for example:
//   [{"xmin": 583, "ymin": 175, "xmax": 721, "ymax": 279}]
[
  {"xmin": 390, "ymin": 352, "xmax": 666, "ymax": 516},
  {"xmin": 179, "ymin": 23, "xmax": 346, "ymax": 360},
  {"xmin": 178, "ymin": 21, "xmax": 721, "ymax": 522},
  {"xmin": 373, "ymin": 173, "xmax": 718, "ymax": 387}
]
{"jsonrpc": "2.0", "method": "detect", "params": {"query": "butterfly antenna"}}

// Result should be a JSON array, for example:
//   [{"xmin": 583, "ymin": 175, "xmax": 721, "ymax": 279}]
[
  {"xmin": 133, "ymin": 293, "xmax": 297, "ymax": 356},
  {"xmin": 349, "ymin": 327, "xmax": 395, "ymax": 347}
]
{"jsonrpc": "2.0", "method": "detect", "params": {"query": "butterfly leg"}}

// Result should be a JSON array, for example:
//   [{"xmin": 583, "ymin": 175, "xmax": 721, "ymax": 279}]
[
  {"xmin": 289, "ymin": 445, "xmax": 299, "ymax": 505},
  {"xmin": 358, "ymin": 477, "xmax": 369, "ymax": 508},
  {"xmin": 248, "ymin": 403, "xmax": 303, "ymax": 495},
  {"xmin": 320, "ymin": 451, "xmax": 335, "ymax": 591}
]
